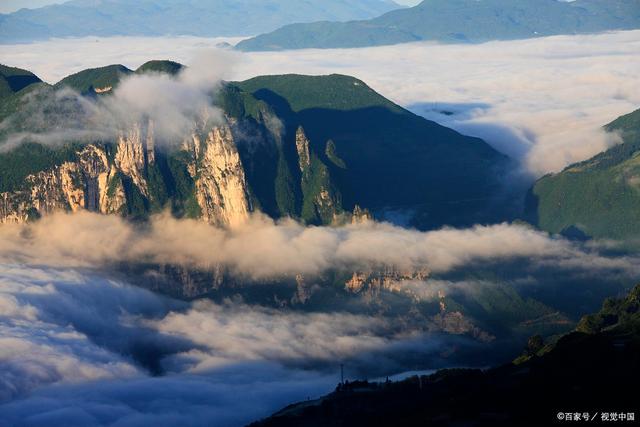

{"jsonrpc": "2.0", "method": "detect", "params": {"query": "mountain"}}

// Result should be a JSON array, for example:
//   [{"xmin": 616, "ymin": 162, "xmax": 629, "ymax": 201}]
[
  {"xmin": 250, "ymin": 284, "xmax": 640, "ymax": 427},
  {"xmin": 0, "ymin": 0, "xmax": 402, "ymax": 43},
  {"xmin": 236, "ymin": 0, "xmax": 640, "ymax": 51},
  {"xmin": 527, "ymin": 108, "xmax": 640, "ymax": 240},
  {"xmin": 0, "ymin": 61, "xmax": 509, "ymax": 229}
]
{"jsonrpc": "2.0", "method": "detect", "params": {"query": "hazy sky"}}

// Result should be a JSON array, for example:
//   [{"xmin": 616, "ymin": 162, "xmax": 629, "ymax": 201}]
[{"xmin": 0, "ymin": 0, "xmax": 422, "ymax": 14}]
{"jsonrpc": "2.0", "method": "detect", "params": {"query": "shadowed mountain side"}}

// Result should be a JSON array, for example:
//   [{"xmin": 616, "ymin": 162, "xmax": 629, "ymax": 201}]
[
  {"xmin": 232, "ymin": 75, "xmax": 514, "ymax": 229},
  {"xmin": 0, "ymin": 64, "xmax": 42, "ymax": 99}
]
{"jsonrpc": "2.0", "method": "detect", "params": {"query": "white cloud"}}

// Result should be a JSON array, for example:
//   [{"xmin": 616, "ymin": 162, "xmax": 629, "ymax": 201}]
[
  {"xmin": 0, "ymin": 36, "xmax": 245, "ymax": 84},
  {"xmin": 3, "ymin": 31, "xmax": 638, "ymax": 175}
]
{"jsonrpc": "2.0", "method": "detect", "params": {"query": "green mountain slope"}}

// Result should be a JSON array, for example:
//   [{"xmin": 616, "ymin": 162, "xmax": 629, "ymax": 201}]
[
  {"xmin": 237, "ymin": 0, "xmax": 640, "ymax": 51},
  {"xmin": 527, "ymin": 108, "xmax": 640, "ymax": 240},
  {"xmin": 251, "ymin": 284, "xmax": 640, "ymax": 427},
  {"xmin": 0, "ymin": 0, "xmax": 402, "ymax": 43}
]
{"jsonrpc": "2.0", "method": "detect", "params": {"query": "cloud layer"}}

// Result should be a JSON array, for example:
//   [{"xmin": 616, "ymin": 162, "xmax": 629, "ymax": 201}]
[
  {"xmin": 1, "ymin": 212, "xmax": 637, "ymax": 281},
  {"xmin": 2, "ymin": 31, "xmax": 638, "ymax": 174}
]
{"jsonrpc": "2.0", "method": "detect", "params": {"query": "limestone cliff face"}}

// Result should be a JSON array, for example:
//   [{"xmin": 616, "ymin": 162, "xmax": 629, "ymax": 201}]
[
  {"xmin": 0, "ymin": 144, "xmax": 126, "ymax": 224},
  {"xmin": 0, "ymin": 120, "xmax": 251, "ymax": 228},
  {"xmin": 115, "ymin": 124, "xmax": 150, "ymax": 197},
  {"xmin": 187, "ymin": 125, "xmax": 251, "ymax": 228},
  {"xmin": 296, "ymin": 127, "xmax": 311, "ymax": 172}
]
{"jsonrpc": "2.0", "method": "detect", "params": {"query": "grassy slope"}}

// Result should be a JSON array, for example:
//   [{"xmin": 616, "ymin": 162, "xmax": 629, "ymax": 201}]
[
  {"xmin": 530, "ymin": 108, "xmax": 640, "ymax": 239},
  {"xmin": 135, "ymin": 60, "xmax": 184, "ymax": 76}
]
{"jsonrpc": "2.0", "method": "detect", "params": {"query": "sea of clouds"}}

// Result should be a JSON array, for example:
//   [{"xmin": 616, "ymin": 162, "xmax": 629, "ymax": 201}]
[
  {"xmin": 1, "ymin": 31, "xmax": 639, "ymax": 175},
  {"xmin": 1, "ymin": 212, "xmax": 640, "ymax": 426}
]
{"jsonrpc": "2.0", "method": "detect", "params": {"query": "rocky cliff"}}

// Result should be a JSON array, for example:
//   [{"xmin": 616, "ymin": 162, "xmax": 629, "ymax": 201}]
[{"xmin": 0, "ymin": 119, "xmax": 253, "ymax": 228}]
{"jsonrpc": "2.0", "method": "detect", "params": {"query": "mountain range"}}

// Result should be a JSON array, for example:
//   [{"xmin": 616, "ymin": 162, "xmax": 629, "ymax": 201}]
[
  {"xmin": 0, "ymin": 61, "xmax": 509, "ymax": 230},
  {"xmin": 4, "ymin": 60, "xmax": 640, "ymax": 241},
  {"xmin": 237, "ymin": 0, "xmax": 640, "ymax": 51},
  {"xmin": 0, "ymin": 0, "xmax": 401, "ymax": 43}
]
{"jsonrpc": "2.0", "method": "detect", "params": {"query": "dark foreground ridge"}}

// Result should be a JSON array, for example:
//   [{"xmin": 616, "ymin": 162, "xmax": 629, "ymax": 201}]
[{"xmin": 250, "ymin": 285, "xmax": 640, "ymax": 427}]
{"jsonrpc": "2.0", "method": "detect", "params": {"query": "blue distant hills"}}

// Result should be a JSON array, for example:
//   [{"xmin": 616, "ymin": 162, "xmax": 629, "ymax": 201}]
[{"xmin": 236, "ymin": 0, "xmax": 640, "ymax": 51}]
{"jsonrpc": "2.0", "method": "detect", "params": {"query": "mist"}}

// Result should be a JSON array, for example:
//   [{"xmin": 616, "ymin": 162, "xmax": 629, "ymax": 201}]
[{"xmin": 1, "ymin": 29, "xmax": 639, "ymax": 427}]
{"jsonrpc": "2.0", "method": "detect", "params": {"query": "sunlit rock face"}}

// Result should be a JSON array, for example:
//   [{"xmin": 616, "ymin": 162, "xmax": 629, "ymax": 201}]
[
  {"xmin": 0, "ymin": 119, "xmax": 251, "ymax": 228},
  {"xmin": 189, "ymin": 125, "xmax": 251, "ymax": 228}
]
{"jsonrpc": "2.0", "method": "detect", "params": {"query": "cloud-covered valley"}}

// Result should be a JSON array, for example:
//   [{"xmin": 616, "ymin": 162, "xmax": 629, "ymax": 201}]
[
  {"xmin": 0, "ymin": 261, "xmax": 466, "ymax": 427},
  {"xmin": 2, "ymin": 31, "xmax": 639, "ymax": 175}
]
